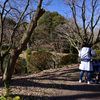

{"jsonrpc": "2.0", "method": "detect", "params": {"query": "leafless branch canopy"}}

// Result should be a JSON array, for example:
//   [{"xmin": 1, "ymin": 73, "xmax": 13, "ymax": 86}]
[{"xmin": 62, "ymin": 0, "xmax": 100, "ymax": 48}]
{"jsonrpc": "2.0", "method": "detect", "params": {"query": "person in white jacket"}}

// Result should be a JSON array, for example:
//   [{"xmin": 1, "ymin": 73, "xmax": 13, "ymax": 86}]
[{"xmin": 79, "ymin": 42, "xmax": 95, "ymax": 84}]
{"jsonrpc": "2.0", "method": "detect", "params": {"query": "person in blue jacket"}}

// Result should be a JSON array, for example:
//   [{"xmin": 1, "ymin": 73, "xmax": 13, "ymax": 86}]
[
  {"xmin": 93, "ymin": 59, "xmax": 100, "ymax": 84},
  {"xmin": 78, "ymin": 42, "xmax": 95, "ymax": 84}
]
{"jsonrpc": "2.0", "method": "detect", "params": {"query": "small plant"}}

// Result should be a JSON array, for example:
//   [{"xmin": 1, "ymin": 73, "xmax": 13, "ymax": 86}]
[
  {"xmin": 4, "ymin": 81, "xmax": 13, "ymax": 97},
  {"xmin": 0, "ymin": 81, "xmax": 26, "ymax": 100},
  {"xmin": 0, "ymin": 95, "xmax": 20, "ymax": 100}
]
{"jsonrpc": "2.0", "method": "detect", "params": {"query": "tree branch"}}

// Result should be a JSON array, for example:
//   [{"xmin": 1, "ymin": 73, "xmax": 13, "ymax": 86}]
[
  {"xmin": 1, "ymin": 0, "xmax": 9, "ymax": 16},
  {"xmin": 82, "ymin": 0, "xmax": 88, "ymax": 41},
  {"xmin": 88, "ymin": 0, "xmax": 98, "ymax": 43},
  {"xmin": 18, "ymin": 0, "xmax": 45, "ymax": 51},
  {"xmin": 70, "ymin": 1, "xmax": 84, "ymax": 42},
  {"xmin": 9, "ymin": 0, "xmax": 30, "ymax": 49}
]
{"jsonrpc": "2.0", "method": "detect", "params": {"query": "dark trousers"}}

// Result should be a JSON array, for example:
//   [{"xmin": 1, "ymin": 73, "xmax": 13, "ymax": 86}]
[{"xmin": 79, "ymin": 70, "xmax": 91, "ymax": 81}]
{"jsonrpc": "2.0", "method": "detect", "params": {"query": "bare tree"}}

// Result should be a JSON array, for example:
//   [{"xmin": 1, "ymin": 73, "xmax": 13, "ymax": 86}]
[
  {"xmin": 0, "ymin": 0, "xmax": 47, "ymax": 81},
  {"xmin": 61, "ymin": 0, "xmax": 100, "ymax": 51},
  {"xmin": 55, "ymin": 18, "xmax": 82, "ymax": 52}
]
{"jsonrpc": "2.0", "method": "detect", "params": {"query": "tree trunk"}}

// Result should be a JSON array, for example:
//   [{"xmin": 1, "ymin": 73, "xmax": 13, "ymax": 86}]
[
  {"xmin": 2, "ymin": 0, "xmax": 45, "ymax": 81},
  {"xmin": 2, "ymin": 49, "xmax": 19, "ymax": 81}
]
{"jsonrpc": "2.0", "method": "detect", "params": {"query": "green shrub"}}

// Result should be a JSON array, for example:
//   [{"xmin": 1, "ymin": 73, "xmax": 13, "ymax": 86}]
[
  {"xmin": 93, "ymin": 50, "xmax": 100, "ymax": 59},
  {"xmin": 2, "ymin": 55, "xmax": 10, "ymax": 75},
  {"xmin": 25, "ymin": 49, "xmax": 32, "ymax": 55},
  {"xmin": 62, "ymin": 49, "xmax": 70, "ymax": 53},
  {"xmin": 2, "ymin": 45, "xmax": 8, "ymax": 50},
  {"xmin": 14, "ymin": 60, "xmax": 25, "ymax": 74},
  {"xmin": 28, "ymin": 51, "xmax": 54, "ymax": 71},
  {"xmin": 58, "ymin": 53, "xmax": 78, "ymax": 65},
  {"xmin": 38, "ymin": 47, "xmax": 45, "ymax": 51},
  {"xmin": 70, "ymin": 45, "xmax": 78, "ymax": 54},
  {"xmin": 3, "ymin": 55, "xmax": 10, "ymax": 66}
]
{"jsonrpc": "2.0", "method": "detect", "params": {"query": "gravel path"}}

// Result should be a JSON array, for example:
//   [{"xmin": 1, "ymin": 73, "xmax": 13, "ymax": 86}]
[{"xmin": 0, "ymin": 64, "xmax": 100, "ymax": 100}]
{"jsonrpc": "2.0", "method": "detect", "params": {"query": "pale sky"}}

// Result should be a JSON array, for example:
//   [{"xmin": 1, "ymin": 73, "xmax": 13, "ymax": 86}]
[{"xmin": 43, "ymin": 0, "xmax": 67, "ymax": 17}]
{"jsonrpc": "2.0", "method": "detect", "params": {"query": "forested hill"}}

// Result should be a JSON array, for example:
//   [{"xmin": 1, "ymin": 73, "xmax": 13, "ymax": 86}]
[
  {"xmin": 29, "ymin": 11, "xmax": 70, "ymax": 53},
  {"xmin": 3, "ymin": 11, "xmax": 100, "ymax": 53}
]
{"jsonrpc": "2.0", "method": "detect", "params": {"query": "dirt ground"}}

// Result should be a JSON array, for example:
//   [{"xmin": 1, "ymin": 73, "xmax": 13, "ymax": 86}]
[{"xmin": 0, "ymin": 64, "xmax": 100, "ymax": 100}]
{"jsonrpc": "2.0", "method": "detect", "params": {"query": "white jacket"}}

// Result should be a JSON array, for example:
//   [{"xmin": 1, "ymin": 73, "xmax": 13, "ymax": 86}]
[{"xmin": 79, "ymin": 47, "xmax": 95, "ymax": 71}]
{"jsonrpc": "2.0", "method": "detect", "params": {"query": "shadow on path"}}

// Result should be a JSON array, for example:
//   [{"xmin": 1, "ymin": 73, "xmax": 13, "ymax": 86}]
[{"xmin": 0, "ymin": 64, "xmax": 100, "ymax": 100}]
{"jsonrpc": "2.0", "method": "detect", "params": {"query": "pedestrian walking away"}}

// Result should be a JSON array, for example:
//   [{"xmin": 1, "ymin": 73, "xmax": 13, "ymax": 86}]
[{"xmin": 78, "ymin": 42, "xmax": 95, "ymax": 84}]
